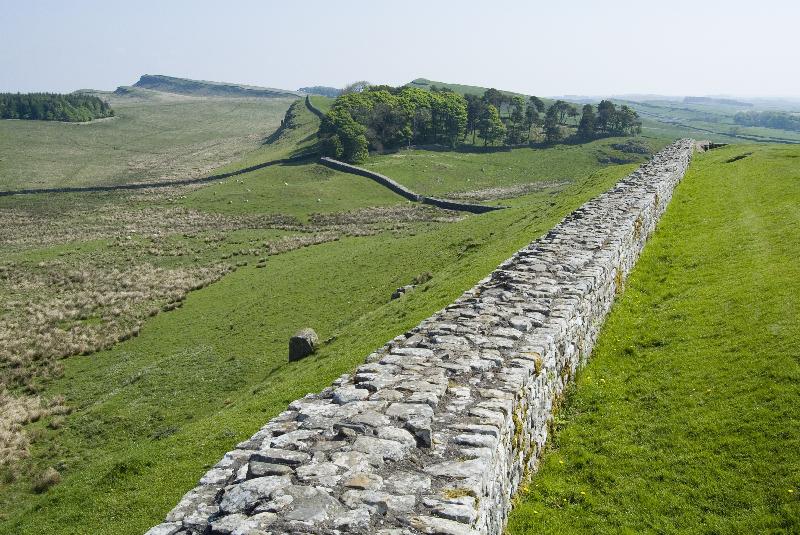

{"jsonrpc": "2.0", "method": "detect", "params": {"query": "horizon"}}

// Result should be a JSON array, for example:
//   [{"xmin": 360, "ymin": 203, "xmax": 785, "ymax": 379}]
[{"xmin": 2, "ymin": 0, "xmax": 799, "ymax": 99}]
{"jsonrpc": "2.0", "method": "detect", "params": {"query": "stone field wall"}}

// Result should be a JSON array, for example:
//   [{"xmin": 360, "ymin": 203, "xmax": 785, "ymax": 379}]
[
  {"xmin": 147, "ymin": 139, "xmax": 695, "ymax": 535},
  {"xmin": 318, "ymin": 158, "xmax": 505, "ymax": 214}
]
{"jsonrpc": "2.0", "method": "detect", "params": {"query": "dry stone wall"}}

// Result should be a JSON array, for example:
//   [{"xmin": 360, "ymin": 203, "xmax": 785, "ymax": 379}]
[
  {"xmin": 318, "ymin": 157, "xmax": 505, "ymax": 214},
  {"xmin": 147, "ymin": 139, "xmax": 694, "ymax": 535}
]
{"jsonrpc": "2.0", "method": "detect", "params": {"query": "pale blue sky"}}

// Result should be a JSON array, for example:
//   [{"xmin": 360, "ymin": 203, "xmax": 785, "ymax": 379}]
[{"xmin": 1, "ymin": 0, "xmax": 798, "ymax": 97}]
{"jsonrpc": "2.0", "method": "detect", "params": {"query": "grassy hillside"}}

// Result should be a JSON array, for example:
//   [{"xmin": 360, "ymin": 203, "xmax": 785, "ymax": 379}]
[
  {"xmin": 361, "ymin": 137, "xmax": 669, "ymax": 198},
  {"xmin": 132, "ymin": 74, "xmax": 300, "ymax": 98},
  {"xmin": 507, "ymin": 144, "xmax": 800, "ymax": 533},
  {"xmin": 0, "ymin": 133, "xmax": 646, "ymax": 533},
  {"xmin": 0, "ymin": 90, "xmax": 297, "ymax": 189},
  {"xmin": 620, "ymin": 99, "xmax": 800, "ymax": 144}
]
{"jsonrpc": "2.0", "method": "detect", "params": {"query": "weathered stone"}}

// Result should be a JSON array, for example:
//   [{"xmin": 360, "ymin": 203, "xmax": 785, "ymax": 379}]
[
  {"xmin": 386, "ymin": 402, "xmax": 434, "ymax": 421},
  {"xmin": 384, "ymin": 471, "xmax": 431, "ymax": 494},
  {"xmin": 144, "ymin": 523, "xmax": 182, "ymax": 535},
  {"xmin": 289, "ymin": 328, "xmax": 318, "ymax": 362},
  {"xmin": 247, "ymin": 461, "xmax": 293, "ymax": 479},
  {"xmin": 353, "ymin": 436, "xmax": 410, "ymax": 461},
  {"xmin": 344, "ymin": 472, "xmax": 384, "ymax": 490},
  {"xmin": 251, "ymin": 448, "xmax": 309, "ymax": 467},
  {"xmin": 377, "ymin": 426, "xmax": 416, "ymax": 446},
  {"xmin": 281, "ymin": 485, "xmax": 345, "ymax": 524},
  {"xmin": 424, "ymin": 459, "xmax": 486, "ymax": 479},
  {"xmin": 405, "ymin": 417, "xmax": 433, "ymax": 448},
  {"xmin": 166, "ymin": 486, "xmax": 221, "ymax": 522},
  {"xmin": 342, "ymin": 490, "xmax": 416, "ymax": 514},
  {"xmin": 218, "ymin": 476, "xmax": 291, "ymax": 514},
  {"xmin": 296, "ymin": 462, "xmax": 340, "ymax": 482},
  {"xmin": 332, "ymin": 385, "xmax": 370, "ymax": 404},
  {"xmin": 333, "ymin": 507, "xmax": 372, "ymax": 530},
  {"xmin": 349, "ymin": 410, "xmax": 391, "ymax": 428},
  {"xmin": 424, "ymin": 496, "xmax": 478, "ymax": 524},
  {"xmin": 407, "ymin": 515, "xmax": 480, "ymax": 535}
]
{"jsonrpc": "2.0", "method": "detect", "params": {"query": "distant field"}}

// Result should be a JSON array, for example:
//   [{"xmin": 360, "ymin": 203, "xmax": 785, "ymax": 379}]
[
  {"xmin": 0, "ymin": 89, "xmax": 296, "ymax": 189},
  {"xmin": 361, "ymin": 137, "xmax": 670, "ymax": 198},
  {"xmin": 508, "ymin": 144, "xmax": 800, "ymax": 533},
  {"xmin": 623, "ymin": 99, "xmax": 800, "ymax": 144}
]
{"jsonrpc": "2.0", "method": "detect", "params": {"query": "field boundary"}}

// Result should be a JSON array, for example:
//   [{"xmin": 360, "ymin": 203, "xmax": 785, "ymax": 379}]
[
  {"xmin": 304, "ymin": 95, "xmax": 326, "ymax": 119},
  {"xmin": 0, "ymin": 154, "xmax": 314, "ymax": 197},
  {"xmin": 147, "ymin": 140, "xmax": 694, "ymax": 535},
  {"xmin": 319, "ymin": 156, "xmax": 506, "ymax": 214}
]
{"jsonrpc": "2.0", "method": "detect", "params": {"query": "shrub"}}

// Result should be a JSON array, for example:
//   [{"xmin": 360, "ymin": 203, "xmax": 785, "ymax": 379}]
[{"xmin": 32, "ymin": 467, "xmax": 61, "ymax": 493}]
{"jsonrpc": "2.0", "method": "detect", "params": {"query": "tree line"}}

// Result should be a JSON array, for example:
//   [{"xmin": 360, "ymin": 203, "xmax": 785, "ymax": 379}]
[
  {"xmin": 734, "ymin": 111, "xmax": 800, "ymax": 132},
  {"xmin": 319, "ymin": 84, "xmax": 641, "ymax": 162},
  {"xmin": 0, "ymin": 93, "xmax": 114, "ymax": 122}
]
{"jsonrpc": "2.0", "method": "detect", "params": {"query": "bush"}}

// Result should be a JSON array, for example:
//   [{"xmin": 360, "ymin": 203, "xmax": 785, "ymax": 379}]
[{"xmin": 32, "ymin": 467, "xmax": 61, "ymax": 493}]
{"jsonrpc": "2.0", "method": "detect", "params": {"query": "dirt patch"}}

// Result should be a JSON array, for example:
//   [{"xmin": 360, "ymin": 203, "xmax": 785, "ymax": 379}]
[{"xmin": 443, "ymin": 181, "xmax": 571, "ymax": 201}]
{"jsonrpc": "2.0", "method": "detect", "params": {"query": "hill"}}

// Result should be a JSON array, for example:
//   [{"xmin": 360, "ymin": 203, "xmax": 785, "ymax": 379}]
[
  {"xmin": 408, "ymin": 77, "xmax": 535, "ymax": 100},
  {"xmin": 0, "ymin": 88, "xmax": 296, "ymax": 189},
  {"xmin": 131, "ymin": 74, "xmax": 300, "ymax": 98}
]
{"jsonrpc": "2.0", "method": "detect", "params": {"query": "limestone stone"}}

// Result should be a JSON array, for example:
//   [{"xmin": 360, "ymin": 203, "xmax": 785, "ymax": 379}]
[
  {"xmin": 281, "ymin": 485, "xmax": 345, "ymax": 524},
  {"xmin": 218, "ymin": 476, "xmax": 291, "ymax": 514},
  {"xmin": 353, "ymin": 436, "xmax": 409, "ymax": 461},
  {"xmin": 251, "ymin": 448, "xmax": 309, "ymax": 467},
  {"xmin": 289, "ymin": 328, "xmax": 318, "ymax": 362},
  {"xmin": 407, "ymin": 515, "xmax": 480, "ymax": 535}
]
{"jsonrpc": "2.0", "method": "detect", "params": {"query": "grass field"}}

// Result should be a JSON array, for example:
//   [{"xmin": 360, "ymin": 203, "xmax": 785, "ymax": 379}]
[
  {"xmin": 0, "ymin": 137, "xmax": 642, "ymax": 533},
  {"xmin": 0, "ymin": 89, "xmax": 295, "ymax": 189},
  {"xmin": 507, "ymin": 144, "xmax": 800, "ymax": 533},
  {"xmin": 362, "ymin": 137, "xmax": 668, "ymax": 198},
  {"xmin": 622, "ymin": 99, "xmax": 800, "ymax": 144}
]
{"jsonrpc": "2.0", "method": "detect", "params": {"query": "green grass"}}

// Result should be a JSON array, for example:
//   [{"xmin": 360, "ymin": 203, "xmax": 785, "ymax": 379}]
[
  {"xmin": 361, "ymin": 137, "xmax": 668, "ymax": 198},
  {"xmin": 0, "ymin": 158, "xmax": 637, "ymax": 535},
  {"xmin": 0, "ymin": 91, "xmax": 295, "ymax": 189},
  {"xmin": 178, "ymin": 162, "xmax": 406, "ymax": 220},
  {"xmin": 624, "ymin": 99, "xmax": 800, "ymax": 144},
  {"xmin": 507, "ymin": 144, "xmax": 800, "ymax": 534}
]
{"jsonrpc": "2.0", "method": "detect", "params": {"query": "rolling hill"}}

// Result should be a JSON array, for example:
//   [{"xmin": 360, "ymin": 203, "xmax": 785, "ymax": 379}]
[{"xmin": 131, "ymin": 74, "xmax": 300, "ymax": 99}]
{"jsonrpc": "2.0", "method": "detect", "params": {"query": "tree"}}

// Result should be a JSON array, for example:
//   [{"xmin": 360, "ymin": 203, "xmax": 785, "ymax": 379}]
[
  {"xmin": 577, "ymin": 104, "xmax": 596, "ymax": 139},
  {"xmin": 478, "ymin": 105, "xmax": 506, "ymax": 146},
  {"xmin": 341, "ymin": 81, "xmax": 371, "ymax": 94},
  {"xmin": 567, "ymin": 105, "xmax": 579, "ymax": 125},
  {"xmin": 464, "ymin": 94, "xmax": 485, "ymax": 144},
  {"xmin": 483, "ymin": 88, "xmax": 505, "ymax": 115},
  {"xmin": 596, "ymin": 100, "xmax": 616, "ymax": 133},
  {"xmin": 543, "ymin": 105, "xmax": 563, "ymax": 143},
  {"xmin": 529, "ymin": 96, "xmax": 545, "ymax": 114},
  {"xmin": 319, "ymin": 108, "xmax": 369, "ymax": 162},
  {"xmin": 525, "ymin": 100, "xmax": 542, "ymax": 142},
  {"xmin": 506, "ymin": 96, "xmax": 527, "ymax": 145}
]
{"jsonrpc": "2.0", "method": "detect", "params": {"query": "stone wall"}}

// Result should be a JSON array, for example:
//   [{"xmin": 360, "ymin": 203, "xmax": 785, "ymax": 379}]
[
  {"xmin": 318, "ymin": 157, "xmax": 505, "ymax": 214},
  {"xmin": 305, "ymin": 96, "xmax": 326, "ymax": 120},
  {"xmin": 147, "ymin": 139, "xmax": 694, "ymax": 535}
]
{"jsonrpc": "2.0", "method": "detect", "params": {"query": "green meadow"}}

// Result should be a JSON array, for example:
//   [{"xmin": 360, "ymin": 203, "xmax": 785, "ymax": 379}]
[{"xmin": 507, "ymin": 144, "xmax": 800, "ymax": 533}]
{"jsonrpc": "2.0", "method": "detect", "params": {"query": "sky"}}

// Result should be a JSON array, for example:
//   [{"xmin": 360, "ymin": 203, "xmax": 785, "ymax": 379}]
[{"xmin": 1, "ymin": 0, "xmax": 798, "ymax": 98}]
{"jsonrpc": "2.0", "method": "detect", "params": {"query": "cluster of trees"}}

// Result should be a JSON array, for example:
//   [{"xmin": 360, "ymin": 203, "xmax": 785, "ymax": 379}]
[
  {"xmin": 576, "ymin": 100, "xmax": 642, "ymax": 140},
  {"xmin": 319, "ymin": 85, "xmax": 468, "ymax": 161},
  {"xmin": 734, "ymin": 111, "xmax": 800, "ymax": 132},
  {"xmin": 0, "ymin": 93, "xmax": 114, "ymax": 122},
  {"xmin": 319, "ymin": 83, "xmax": 641, "ymax": 162}
]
